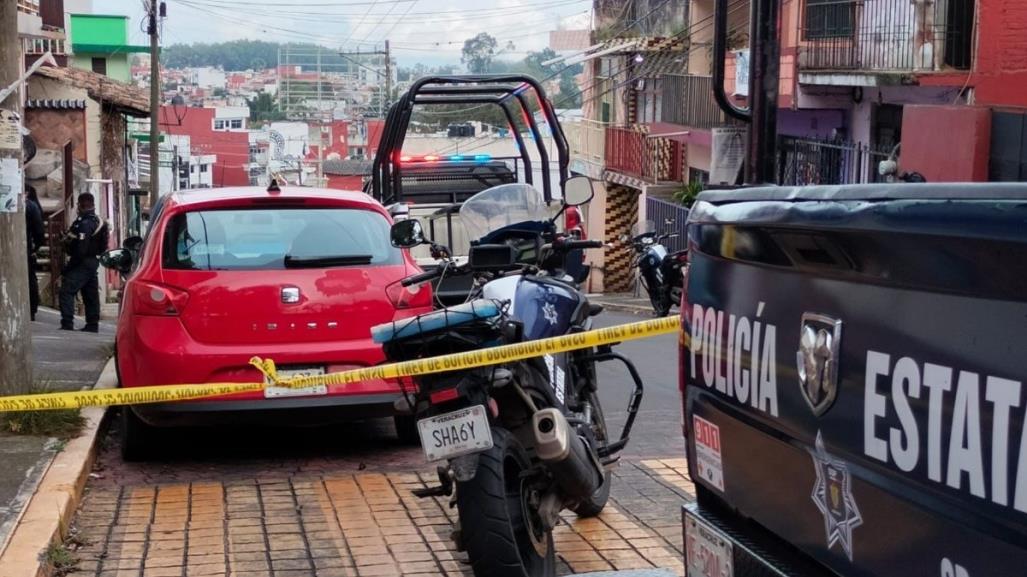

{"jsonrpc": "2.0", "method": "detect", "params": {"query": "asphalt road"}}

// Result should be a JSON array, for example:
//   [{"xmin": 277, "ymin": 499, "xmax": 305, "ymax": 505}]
[{"xmin": 592, "ymin": 311, "xmax": 684, "ymax": 458}]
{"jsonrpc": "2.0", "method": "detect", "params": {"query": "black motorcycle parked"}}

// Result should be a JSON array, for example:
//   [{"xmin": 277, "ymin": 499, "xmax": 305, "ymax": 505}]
[
  {"xmin": 371, "ymin": 180, "xmax": 645, "ymax": 577},
  {"xmin": 624, "ymin": 219, "xmax": 687, "ymax": 317}
]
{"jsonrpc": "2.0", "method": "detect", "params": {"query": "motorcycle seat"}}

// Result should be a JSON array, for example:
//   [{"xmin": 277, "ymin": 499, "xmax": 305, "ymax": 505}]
[{"xmin": 371, "ymin": 299, "xmax": 502, "ymax": 344}]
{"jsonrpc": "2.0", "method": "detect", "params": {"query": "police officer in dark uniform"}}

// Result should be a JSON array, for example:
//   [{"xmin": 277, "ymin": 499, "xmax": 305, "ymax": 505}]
[
  {"xmin": 25, "ymin": 186, "xmax": 45, "ymax": 321},
  {"xmin": 60, "ymin": 192, "xmax": 104, "ymax": 332}
]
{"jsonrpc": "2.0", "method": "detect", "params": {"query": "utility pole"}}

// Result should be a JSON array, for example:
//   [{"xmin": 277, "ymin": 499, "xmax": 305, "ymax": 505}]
[
  {"xmin": 712, "ymin": 0, "xmax": 780, "ymax": 184},
  {"xmin": 147, "ymin": 1, "xmax": 162, "ymax": 206},
  {"xmin": 339, "ymin": 43, "xmax": 391, "ymax": 118},
  {"xmin": 0, "ymin": 0, "xmax": 32, "ymax": 395},
  {"xmin": 384, "ymin": 40, "xmax": 392, "ymax": 116}
]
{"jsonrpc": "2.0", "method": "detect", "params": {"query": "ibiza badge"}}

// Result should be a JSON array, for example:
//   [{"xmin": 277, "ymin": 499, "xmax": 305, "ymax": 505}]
[
  {"xmin": 797, "ymin": 313, "xmax": 842, "ymax": 416},
  {"xmin": 808, "ymin": 431, "xmax": 862, "ymax": 561}
]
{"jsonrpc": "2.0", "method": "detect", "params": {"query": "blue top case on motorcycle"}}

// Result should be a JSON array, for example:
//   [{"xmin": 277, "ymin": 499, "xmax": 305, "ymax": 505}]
[{"xmin": 371, "ymin": 299, "xmax": 501, "ymax": 344}]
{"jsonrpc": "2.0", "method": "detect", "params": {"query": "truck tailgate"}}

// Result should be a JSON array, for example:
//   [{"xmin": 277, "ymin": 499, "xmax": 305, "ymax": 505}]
[{"xmin": 683, "ymin": 185, "xmax": 1027, "ymax": 576}]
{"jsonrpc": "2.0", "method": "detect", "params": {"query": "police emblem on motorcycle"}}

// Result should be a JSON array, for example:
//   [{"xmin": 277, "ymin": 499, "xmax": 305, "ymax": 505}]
[
  {"xmin": 542, "ymin": 303, "xmax": 559, "ymax": 326},
  {"xmin": 796, "ymin": 313, "xmax": 842, "ymax": 416},
  {"xmin": 809, "ymin": 431, "xmax": 862, "ymax": 561}
]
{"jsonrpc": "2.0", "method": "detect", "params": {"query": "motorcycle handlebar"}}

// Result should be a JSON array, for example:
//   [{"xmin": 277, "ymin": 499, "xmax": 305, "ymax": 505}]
[
  {"xmin": 558, "ymin": 239, "xmax": 605, "ymax": 251},
  {"xmin": 401, "ymin": 268, "xmax": 444, "ymax": 287}
]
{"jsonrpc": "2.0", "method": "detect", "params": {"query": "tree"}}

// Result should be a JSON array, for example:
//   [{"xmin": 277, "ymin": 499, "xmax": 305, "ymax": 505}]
[
  {"xmin": 523, "ymin": 48, "xmax": 558, "ymax": 78},
  {"xmin": 461, "ymin": 33, "xmax": 499, "ymax": 74},
  {"xmin": 247, "ymin": 92, "xmax": 286, "ymax": 124}
]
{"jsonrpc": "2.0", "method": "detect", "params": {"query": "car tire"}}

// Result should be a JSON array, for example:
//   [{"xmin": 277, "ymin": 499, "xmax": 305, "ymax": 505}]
[
  {"xmin": 393, "ymin": 414, "xmax": 420, "ymax": 445},
  {"xmin": 120, "ymin": 408, "xmax": 154, "ymax": 462}
]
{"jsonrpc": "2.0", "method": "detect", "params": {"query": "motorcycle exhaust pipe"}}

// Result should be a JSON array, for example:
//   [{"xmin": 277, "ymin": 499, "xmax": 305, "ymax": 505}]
[{"xmin": 532, "ymin": 408, "xmax": 602, "ymax": 500}]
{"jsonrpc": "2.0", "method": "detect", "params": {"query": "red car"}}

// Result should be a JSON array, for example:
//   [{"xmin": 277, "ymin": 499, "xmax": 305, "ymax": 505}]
[{"xmin": 106, "ymin": 186, "xmax": 432, "ymax": 460}]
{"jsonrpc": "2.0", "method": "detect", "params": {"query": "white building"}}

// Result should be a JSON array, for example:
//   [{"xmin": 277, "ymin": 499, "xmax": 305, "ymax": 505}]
[
  {"xmin": 192, "ymin": 67, "xmax": 227, "ymax": 90},
  {"xmin": 213, "ymin": 106, "xmax": 249, "ymax": 132},
  {"xmin": 162, "ymin": 134, "xmax": 216, "ymax": 191}
]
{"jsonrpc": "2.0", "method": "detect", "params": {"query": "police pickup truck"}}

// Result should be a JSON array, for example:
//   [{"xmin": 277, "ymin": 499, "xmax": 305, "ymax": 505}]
[{"xmin": 680, "ymin": 183, "xmax": 1027, "ymax": 577}]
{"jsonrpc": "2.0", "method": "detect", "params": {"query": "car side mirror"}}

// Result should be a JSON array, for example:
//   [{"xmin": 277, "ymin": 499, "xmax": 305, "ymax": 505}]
[
  {"xmin": 563, "ymin": 175, "xmax": 595, "ymax": 207},
  {"xmin": 100, "ymin": 248, "xmax": 133, "ymax": 274},
  {"xmin": 391, "ymin": 219, "xmax": 425, "ymax": 249},
  {"xmin": 122, "ymin": 235, "xmax": 144, "ymax": 252}
]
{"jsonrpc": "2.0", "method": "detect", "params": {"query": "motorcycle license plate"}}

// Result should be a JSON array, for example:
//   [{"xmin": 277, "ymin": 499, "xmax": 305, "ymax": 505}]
[
  {"xmin": 417, "ymin": 405, "xmax": 493, "ymax": 462},
  {"xmin": 684, "ymin": 512, "xmax": 733, "ymax": 577}
]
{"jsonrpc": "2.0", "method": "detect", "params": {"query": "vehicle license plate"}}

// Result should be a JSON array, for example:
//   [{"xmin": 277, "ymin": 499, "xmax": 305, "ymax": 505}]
[
  {"xmin": 685, "ymin": 512, "xmax": 733, "ymax": 577},
  {"xmin": 417, "ymin": 405, "xmax": 493, "ymax": 462},
  {"xmin": 264, "ymin": 367, "xmax": 328, "ymax": 398}
]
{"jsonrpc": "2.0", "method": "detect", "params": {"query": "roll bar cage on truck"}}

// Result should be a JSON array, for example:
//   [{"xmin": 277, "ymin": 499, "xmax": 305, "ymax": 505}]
[{"xmin": 369, "ymin": 75, "xmax": 572, "ymax": 304}]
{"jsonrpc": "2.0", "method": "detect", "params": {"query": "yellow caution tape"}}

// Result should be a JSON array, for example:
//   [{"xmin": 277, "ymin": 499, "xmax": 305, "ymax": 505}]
[{"xmin": 0, "ymin": 315, "xmax": 681, "ymax": 413}]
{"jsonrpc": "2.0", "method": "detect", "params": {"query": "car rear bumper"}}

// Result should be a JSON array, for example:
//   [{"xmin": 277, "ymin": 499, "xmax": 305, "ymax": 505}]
[
  {"xmin": 117, "ymin": 316, "xmax": 412, "ymax": 398},
  {"xmin": 683, "ymin": 497, "xmax": 826, "ymax": 577},
  {"xmin": 133, "ymin": 392, "xmax": 404, "ymax": 427}
]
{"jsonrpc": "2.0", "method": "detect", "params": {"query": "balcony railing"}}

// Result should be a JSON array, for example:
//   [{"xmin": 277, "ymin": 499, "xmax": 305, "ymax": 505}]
[
  {"xmin": 605, "ymin": 126, "xmax": 684, "ymax": 184},
  {"xmin": 21, "ymin": 35, "xmax": 66, "ymax": 56},
  {"xmin": 18, "ymin": 0, "xmax": 40, "ymax": 15},
  {"xmin": 800, "ymin": 0, "xmax": 974, "ymax": 72},
  {"xmin": 660, "ymin": 74, "xmax": 740, "ymax": 130},
  {"xmin": 565, "ymin": 119, "xmax": 607, "ymax": 169}
]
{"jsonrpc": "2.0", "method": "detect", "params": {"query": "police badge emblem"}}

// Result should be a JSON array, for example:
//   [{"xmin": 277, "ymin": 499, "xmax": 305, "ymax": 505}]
[
  {"xmin": 796, "ymin": 313, "xmax": 842, "ymax": 416},
  {"xmin": 808, "ymin": 431, "xmax": 862, "ymax": 561}
]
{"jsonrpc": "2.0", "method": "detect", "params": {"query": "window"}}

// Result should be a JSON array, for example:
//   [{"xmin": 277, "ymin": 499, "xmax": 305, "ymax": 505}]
[
  {"xmin": 91, "ymin": 57, "xmax": 107, "ymax": 75},
  {"xmin": 214, "ymin": 120, "xmax": 226, "ymax": 130},
  {"xmin": 230, "ymin": 119, "xmax": 243, "ymax": 129},
  {"xmin": 635, "ymin": 78, "xmax": 662, "ymax": 124},
  {"xmin": 199, "ymin": 164, "xmax": 208, "ymax": 173},
  {"xmin": 162, "ymin": 208, "xmax": 401, "ymax": 270},
  {"xmin": 190, "ymin": 165, "xmax": 196, "ymax": 174},
  {"xmin": 805, "ymin": 0, "xmax": 854, "ymax": 39}
]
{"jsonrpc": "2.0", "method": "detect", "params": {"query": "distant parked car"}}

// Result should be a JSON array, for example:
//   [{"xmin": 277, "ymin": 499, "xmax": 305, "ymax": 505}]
[{"xmin": 102, "ymin": 186, "xmax": 432, "ymax": 460}]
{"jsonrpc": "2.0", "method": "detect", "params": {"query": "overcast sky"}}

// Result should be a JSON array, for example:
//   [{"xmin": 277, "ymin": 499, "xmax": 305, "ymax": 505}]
[{"xmin": 103, "ymin": 0, "xmax": 591, "ymax": 66}]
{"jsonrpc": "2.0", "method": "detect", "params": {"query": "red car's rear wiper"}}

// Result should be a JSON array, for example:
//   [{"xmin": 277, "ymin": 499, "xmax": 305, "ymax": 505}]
[{"xmin": 283, "ymin": 254, "xmax": 373, "ymax": 268}]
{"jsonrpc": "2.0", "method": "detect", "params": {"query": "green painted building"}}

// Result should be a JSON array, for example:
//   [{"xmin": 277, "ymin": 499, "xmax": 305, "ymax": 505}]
[{"xmin": 69, "ymin": 14, "xmax": 149, "ymax": 83}]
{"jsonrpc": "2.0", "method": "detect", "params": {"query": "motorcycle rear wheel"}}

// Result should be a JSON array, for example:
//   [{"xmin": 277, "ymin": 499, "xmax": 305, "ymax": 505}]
[
  {"xmin": 648, "ymin": 286, "xmax": 672, "ymax": 317},
  {"xmin": 457, "ymin": 427, "xmax": 555, "ymax": 577}
]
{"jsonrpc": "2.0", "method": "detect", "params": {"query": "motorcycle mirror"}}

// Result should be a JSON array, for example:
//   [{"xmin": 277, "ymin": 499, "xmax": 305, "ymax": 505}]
[
  {"xmin": 390, "ymin": 219, "xmax": 425, "ymax": 249},
  {"xmin": 100, "ymin": 248, "xmax": 133, "ymax": 274},
  {"xmin": 122, "ymin": 235, "xmax": 143, "ymax": 252},
  {"xmin": 563, "ymin": 176, "xmax": 595, "ymax": 207},
  {"xmin": 878, "ymin": 158, "xmax": 898, "ymax": 177},
  {"xmin": 619, "ymin": 234, "xmax": 629, "ymax": 243}
]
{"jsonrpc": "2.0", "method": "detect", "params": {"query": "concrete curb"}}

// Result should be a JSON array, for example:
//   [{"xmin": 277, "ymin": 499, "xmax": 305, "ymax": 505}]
[
  {"xmin": 591, "ymin": 299, "xmax": 659, "ymax": 317},
  {"xmin": 0, "ymin": 358, "xmax": 115, "ymax": 577}
]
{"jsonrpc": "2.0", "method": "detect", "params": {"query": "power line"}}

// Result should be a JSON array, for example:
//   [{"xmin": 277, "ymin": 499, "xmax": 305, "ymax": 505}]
[{"xmin": 430, "ymin": 0, "xmax": 749, "ymax": 158}]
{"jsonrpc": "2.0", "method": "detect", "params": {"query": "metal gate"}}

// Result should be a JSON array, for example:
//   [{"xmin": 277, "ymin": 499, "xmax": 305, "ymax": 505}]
[
  {"xmin": 777, "ymin": 137, "xmax": 891, "ymax": 186},
  {"xmin": 644, "ymin": 196, "xmax": 689, "ymax": 253}
]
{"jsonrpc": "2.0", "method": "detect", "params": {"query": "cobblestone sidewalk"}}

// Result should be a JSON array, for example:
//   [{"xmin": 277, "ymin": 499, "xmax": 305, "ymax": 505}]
[{"xmin": 68, "ymin": 459, "xmax": 694, "ymax": 577}]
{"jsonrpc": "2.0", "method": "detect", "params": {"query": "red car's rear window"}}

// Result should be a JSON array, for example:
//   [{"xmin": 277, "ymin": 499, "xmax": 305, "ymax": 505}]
[{"xmin": 161, "ymin": 207, "xmax": 401, "ymax": 270}]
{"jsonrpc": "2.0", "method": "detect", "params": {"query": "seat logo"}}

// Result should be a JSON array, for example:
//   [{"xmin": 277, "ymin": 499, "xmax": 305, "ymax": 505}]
[
  {"xmin": 281, "ymin": 286, "xmax": 301, "ymax": 304},
  {"xmin": 797, "ymin": 313, "xmax": 842, "ymax": 416}
]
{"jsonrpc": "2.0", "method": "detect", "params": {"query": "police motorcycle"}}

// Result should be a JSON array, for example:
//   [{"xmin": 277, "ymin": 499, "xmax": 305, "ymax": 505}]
[
  {"xmin": 371, "ymin": 178, "xmax": 645, "ymax": 577},
  {"xmin": 624, "ymin": 220, "xmax": 687, "ymax": 317}
]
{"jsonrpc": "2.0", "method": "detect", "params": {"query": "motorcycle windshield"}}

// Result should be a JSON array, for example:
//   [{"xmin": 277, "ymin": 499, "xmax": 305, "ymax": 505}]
[
  {"xmin": 631, "ymin": 220, "xmax": 656, "ymax": 237},
  {"xmin": 460, "ymin": 184, "xmax": 551, "ymax": 242}
]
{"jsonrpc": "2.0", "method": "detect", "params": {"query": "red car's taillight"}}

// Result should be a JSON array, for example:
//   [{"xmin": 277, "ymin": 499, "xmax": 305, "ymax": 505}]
[
  {"xmin": 130, "ymin": 281, "xmax": 189, "ymax": 316},
  {"xmin": 385, "ymin": 279, "xmax": 431, "ymax": 309},
  {"xmin": 679, "ymin": 256, "xmax": 691, "ymax": 439}
]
